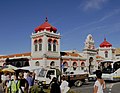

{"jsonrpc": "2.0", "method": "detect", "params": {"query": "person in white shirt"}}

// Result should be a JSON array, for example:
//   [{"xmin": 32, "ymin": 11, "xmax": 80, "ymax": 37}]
[
  {"xmin": 60, "ymin": 76, "xmax": 70, "ymax": 93},
  {"xmin": 94, "ymin": 70, "xmax": 106, "ymax": 93},
  {"xmin": 1, "ymin": 73, "xmax": 7, "ymax": 91},
  {"xmin": 24, "ymin": 72, "xmax": 27, "ymax": 79}
]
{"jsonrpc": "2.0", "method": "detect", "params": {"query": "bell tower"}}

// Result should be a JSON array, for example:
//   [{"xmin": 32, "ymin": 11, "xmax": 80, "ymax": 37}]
[
  {"xmin": 31, "ymin": 18, "xmax": 61, "ymax": 68},
  {"xmin": 83, "ymin": 34, "xmax": 97, "ymax": 74}
]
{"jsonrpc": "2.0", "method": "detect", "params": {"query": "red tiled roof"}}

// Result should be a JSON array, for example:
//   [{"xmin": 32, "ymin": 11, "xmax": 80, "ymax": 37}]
[
  {"xmin": 64, "ymin": 52, "xmax": 82, "ymax": 57},
  {"xmin": 0, "ymin": 52, "xmax": 31, "ymax": 59},
  {"xmin": 96, "ymin": 55, "xmax": 104, "ymax": 59}
]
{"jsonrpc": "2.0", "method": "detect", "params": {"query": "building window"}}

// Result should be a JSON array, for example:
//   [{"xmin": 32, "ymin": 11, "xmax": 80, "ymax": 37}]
[
  {"xmin": 39, "ymin": 44, "xmax": 42, "ymax": 51},
  {"xmin": 48, "ymin": 39, "xmax": 52, "ymax": 51},
  {"xmin": 39, "ymin": 39, "xmax": 42, "ymax": 51},
  {"xmin": 73, "ymin": 62, "xmax": 77, "ymax": 70},
  {"xmin": 50, "ymin": 61, "xmax": 55, "ymax": 68},
  {"xmin": 50, "ymin": 61, "xmax": 55, "ymax": 66},
  {"xmin": 34, "ymin": 40, "xmax": 38, "ymax": 51},
  {"xmin": 35, "ymin": 61, "xmax": 40, "ymax": 66},
  {"xmin": 53, "ymin": 40, "xmax": 57, "ymax": 51},
  {"xmin": 81, "ymin": 62, "xmax": 85, "ymax": 70},
  {"xmin": 35, "ymin": 44, "xmax": 37, "ymax": 51},
  {"xmin": 105, "ymin": 51, "xmax": 108, "ymax": 58}
]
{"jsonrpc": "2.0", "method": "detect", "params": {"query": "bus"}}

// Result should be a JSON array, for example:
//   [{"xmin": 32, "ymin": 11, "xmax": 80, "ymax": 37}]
[{"xmin": 89, "ymin": 60, "xmax": 120, "ymax": 81}]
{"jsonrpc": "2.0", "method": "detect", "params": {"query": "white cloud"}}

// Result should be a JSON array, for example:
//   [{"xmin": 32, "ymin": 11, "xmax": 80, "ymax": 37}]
[
  {"xmin": 81, "ymin": 0, "xmax": 109, "ymax": 10},
  {"xmin": 99, "ymin": 9, "xmax": 120, "ymax": 22}
]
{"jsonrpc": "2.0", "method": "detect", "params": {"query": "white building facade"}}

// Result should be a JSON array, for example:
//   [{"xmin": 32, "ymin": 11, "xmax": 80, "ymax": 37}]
[{"xmin": 0, "ymin": 18, "xmax": 120, "ymax": 73}]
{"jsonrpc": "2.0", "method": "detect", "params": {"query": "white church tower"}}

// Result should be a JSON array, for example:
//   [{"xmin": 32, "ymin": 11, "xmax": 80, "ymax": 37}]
[
  {"xmin": 31, "ymin": 18, "xmax": 61, "ymax": 69},
  {"xmin": 83, "ymin": 34, "xmax": 97, "ymax": 74}
]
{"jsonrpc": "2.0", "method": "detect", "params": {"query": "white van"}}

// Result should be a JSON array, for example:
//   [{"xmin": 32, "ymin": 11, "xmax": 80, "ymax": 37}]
[{"xmin": 89, "ymin": 60, "xmax": 120, "ymax": 81}]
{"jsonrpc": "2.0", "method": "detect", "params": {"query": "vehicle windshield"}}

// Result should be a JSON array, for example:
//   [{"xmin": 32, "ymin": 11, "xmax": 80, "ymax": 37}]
[
  {"xmin": 38, "ymin": 68, "xmax": 46, "ymax": 77},
  {"xmin": 113, "ymin": 61, "xmax": 120, "ymax": 71},
  {"xmin": 101, "ymin": 61, "xmax": 113, "ymax": 74},
  {"xmin": 100, "ymin": 61, "xmax": 120, "ymax": 74}
]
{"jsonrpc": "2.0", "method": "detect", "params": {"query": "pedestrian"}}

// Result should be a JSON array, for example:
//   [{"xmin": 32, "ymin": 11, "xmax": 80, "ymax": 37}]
[
  {"xmin": 7, "ymin": 75, "xmax": 20, "ymax": 93},
  {"xmin": 19, "ymin": 72, "xmax": 29, "ymax": 93},
  {"xmin": 1, "ymin": 73, "xmax": 7, "ymax": 92},
  {"xmin": 60, "ymin": 76, "xmax": 70, "ymax": 93},
  {"xmin": 30, "ymin": 71, "xmax": 35, "ymax": 86},
  {"xmin": 24, "ymin": 72, "xmax": 27, "ymax": 79},
  {"xmin": 26, "ymin": 72, "xmax": 34, "ymax": 92},
  {"xmin": 93, "ymin": 70, "xmax": 106, "ymax": 93},
  {"xmin": 50, "ymin": 77, "xmax": 61, "ymax": 93}
]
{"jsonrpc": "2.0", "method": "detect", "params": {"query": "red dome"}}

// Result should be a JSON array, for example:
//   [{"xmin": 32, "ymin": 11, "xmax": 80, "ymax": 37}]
[
  {"xmin": 35, "ymin": 18, "xmax": 57, "ymax": 33},
  {"xmin": 100, "ymin": 38, "xmax": 112, "ymax": 47}
]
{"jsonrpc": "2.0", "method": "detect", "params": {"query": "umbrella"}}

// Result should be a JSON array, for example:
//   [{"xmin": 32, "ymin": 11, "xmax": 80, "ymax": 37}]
[{"xmin": 2, "ymin": 68, "xmax": 15, "ymax": 73}]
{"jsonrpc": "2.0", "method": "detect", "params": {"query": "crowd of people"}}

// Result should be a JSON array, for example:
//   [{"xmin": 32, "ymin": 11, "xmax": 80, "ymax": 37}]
[
  {"xmin": 0, "ymin": 70, "xmax": 70, "ymax": 93},
  {"xmin": 0, "ymin": 69, "xmax": 106, "ymax": 93},
  {"xmin": 1, "ymin": 71, "xmax": 35, "ymax": 93}
]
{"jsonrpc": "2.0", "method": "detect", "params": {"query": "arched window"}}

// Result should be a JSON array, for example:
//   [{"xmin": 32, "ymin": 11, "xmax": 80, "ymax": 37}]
[
  {"xmin": 81, "ymin": 62, "xmax": 85, "ymax": 70},
  {"xmin": 48, "ymin": 39, "xmax": 52, "ymax": 51},
  {"xmin": 63, "ymin": 62, "xmax": 68, "ymax": 67},
  {"xmin": 73, "ymin": 62, "xmax": 77, "ymax": 70},
  {"xmin": 50, "ymin": 61, "xmax": 55, "ymax": 66},
  {"xmin": 35, "ymin": 61, "xmax": 40, "ymax": 66},
  {"xmin": 38, "ymin": 39, "xmax": 42, "ymax": 51},
  {"xmin": 34, "ymin": 40, "xmax": 38, "ymax": 51},
  {"xmin": 53, "ymin": 40, "xmax": 57, "ymax": 51},
  {"xmin": 50, "ymin": 61, "xmax": 55, "ymax": 68},
  {"xmin": 105, "ymin": 51, "xmax": 108, "ymax": 58}
]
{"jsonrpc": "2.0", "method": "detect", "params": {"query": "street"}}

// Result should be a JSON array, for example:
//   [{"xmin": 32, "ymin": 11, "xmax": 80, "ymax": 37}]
[
  {"xmin": 0, "ymin": 81, "xmax": 120, "ymax": 93},
  {"xmin": 71, "ymin": 81, "xmax": 120, "ymax": 93}
]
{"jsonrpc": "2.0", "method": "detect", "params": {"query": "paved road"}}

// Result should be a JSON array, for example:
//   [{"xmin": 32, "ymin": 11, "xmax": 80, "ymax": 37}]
[
  {"xmin": 0, "ymin": 81, "xmax": 120, "ymax": 93},
  {"xmin": 71, "ymin": 81, "xmax": 120, "ymax": 93}
]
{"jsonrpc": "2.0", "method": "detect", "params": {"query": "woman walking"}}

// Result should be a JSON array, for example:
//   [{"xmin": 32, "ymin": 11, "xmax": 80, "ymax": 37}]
[{"xmin": 93, "ymin": 70, "xmax": 106, "ymax": 93}]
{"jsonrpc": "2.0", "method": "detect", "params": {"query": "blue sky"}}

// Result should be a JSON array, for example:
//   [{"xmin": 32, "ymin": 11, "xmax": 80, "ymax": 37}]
[{"xmin": 0, "ymin": 0, "xmax": 120, "ymax": 55}]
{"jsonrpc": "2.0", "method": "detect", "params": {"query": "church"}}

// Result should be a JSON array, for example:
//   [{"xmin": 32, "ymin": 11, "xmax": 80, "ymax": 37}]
[{"xmin": 0, "ymin": 18, "xmax": 120, "ymax": 73}]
